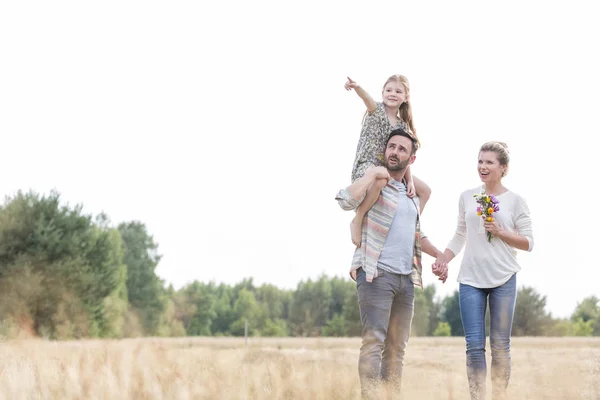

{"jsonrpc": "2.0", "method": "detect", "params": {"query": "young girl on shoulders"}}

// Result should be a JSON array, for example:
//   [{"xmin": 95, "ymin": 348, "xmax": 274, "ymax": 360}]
[{"xmin": 345, "ymin": 74, "xmax": 431, "ymax": 247}]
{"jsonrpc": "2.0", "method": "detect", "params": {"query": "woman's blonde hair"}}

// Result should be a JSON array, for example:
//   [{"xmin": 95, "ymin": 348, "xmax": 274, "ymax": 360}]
[{"xmin": 480, "ymin": 141, "xmax": 510, "ymax": 176}]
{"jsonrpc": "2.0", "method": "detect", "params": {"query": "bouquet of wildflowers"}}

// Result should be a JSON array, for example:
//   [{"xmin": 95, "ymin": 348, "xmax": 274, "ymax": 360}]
[{"xmin": 473, "ymin": 190, "xmax": 500, "ymax": 243}]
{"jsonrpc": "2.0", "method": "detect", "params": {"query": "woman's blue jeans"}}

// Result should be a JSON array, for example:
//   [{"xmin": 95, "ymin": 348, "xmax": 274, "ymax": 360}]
[{"xmin": 459, "ymin": 273, "xmax": 517, "ymax": 400}]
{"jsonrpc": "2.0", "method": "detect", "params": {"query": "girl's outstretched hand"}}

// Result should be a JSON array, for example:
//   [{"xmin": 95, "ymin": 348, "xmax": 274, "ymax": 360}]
[{"xmin": 345, "ymin": 77, "xmax": 359, "ymax": 91}]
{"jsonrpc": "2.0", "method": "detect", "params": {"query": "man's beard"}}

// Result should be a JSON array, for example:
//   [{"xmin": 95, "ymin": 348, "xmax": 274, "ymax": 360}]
[{"xmin": 384, "ymin": 156, "xmax": 410, "ymax": 171}]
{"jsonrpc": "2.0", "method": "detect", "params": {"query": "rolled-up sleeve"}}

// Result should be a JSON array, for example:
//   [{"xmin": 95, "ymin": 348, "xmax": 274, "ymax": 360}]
[{"xmin": 335, "ymin": 188, "xmax": 364, "ymax": 211}]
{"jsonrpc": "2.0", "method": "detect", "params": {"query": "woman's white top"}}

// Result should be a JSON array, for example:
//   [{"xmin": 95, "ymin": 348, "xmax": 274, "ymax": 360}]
[{"xmin": 447, "ymin": 186, "xmax": 534, "ymax": 288}]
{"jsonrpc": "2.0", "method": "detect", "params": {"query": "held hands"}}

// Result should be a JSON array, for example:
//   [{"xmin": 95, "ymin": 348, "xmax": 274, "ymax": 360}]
[
  {"xmin": 344, "ymin": 77, "xmax": 359, "ymax": 91},
  {"xmin": 432, "ymin": 255, "xmax": 449, "ymax": 283}
]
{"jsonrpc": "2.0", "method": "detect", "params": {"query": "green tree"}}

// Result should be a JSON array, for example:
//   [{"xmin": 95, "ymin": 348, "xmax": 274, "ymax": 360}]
[
  {"xmin": 428, "ymin": 298, "xmax": 442, "ymax": 337},
  {"xmin": 412, "ymin": 288, "xmax": 430, "ymax": 336},
  {"xmin": 255, "ymin": 284, "xmax": 286, "ymax": 320},
  {"xmin": 212, "ymin": 289, "xmax": 235, "ymax": 335},
  {"xmin": 289, "ymin": 276, "xmax": 332, "ymax": 336},
  {"xmin": 433, "ymin": 322, "xmax": 452, "ymax": 336},
  {"xmin": 322, "ymin": 314, "xmax": 348, "ymax": 337},
  {"xmin": 99, "ymin": 227, "xmax": 129, "ymax": 338},
  {"xmin": 170, "ymin": 288, "xmax": 197, "ymax": 335},
  {"xmin": 342, "ymin": 287, "xmax": 362, "ymax": 336},
  {"xmin": 0, "ymin": 191, "xmax": 127, "ymax": 339},
  {"xmin": 181, "ymin": 282, "xmax": 217, "ymax": 336},
  {"xmin": 230, "ymin": 288, "xmax": 260, "ymax": 336},
  {"xmin": 571, "ymin": 296, "xmax": 599, "ymax": 336},
  {"xmin": 412, "ymin": 285, "xmax": 438, "ymax": 336},
  {"xmin": 118, "ymin": 221, "xmax": 166, "ymax": 336},
  {"xmin": 329, "ymin": 277, "xmax": 352, "ymax": 319},
  {"xmin": 544, "ymin": 318, "xmax": 571, "ymax": 337},
  {"xmin": 156, "ymin": 297, "xmax": 187, "ymax": 337},
  {"xmin": 261, "ymin": 318, "xmax": 289, "ymax": 337},
  {"xmin": 253, "ymin": 283, "xmax": 293, "ymax": 334},
  {"xmin": 571, "ymin": 318, "xmax": 594, "ymax": 336},
  {"xmin": 512, "ymin": 287, "xmax": 549, "ymax": 336},
  {"xmin": 440, "ymin": 290, "xmax": 464, "ymax": 336}
]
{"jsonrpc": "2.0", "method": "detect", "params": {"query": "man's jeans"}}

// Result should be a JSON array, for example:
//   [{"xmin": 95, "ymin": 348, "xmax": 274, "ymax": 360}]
[
  {"xmin": 356, "ymin": 267, "xmax": 415, "ymax": 397},
  {"xmin": 459, "ymin": 273, "xmax": 517, "ymax": 400}
]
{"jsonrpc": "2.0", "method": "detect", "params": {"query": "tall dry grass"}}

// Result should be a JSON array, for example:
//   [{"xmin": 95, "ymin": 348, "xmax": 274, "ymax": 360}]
[{"xmin": 0, "ymin": 337, "xmax": 598, "ymax": 399}]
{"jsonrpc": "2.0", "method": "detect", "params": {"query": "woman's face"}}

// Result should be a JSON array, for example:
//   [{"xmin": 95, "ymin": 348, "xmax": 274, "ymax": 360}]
[{"xmin": 478, "ymin": 151, "xmax": 506, "ymax": 183}]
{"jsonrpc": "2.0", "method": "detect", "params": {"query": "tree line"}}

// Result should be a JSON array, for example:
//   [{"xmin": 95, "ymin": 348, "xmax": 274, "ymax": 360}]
[{"xmin": 0, "ymin": 190, "xmax": 598, "ymax": 340}]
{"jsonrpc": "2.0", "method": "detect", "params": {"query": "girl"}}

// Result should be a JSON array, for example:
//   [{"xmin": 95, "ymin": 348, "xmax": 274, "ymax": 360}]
[{"xmin": 345, "ymin": 74, "xmax": 431, "ymax": 247}]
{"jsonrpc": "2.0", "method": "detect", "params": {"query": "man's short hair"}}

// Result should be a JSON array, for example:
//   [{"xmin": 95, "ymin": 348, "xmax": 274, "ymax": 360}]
[{"xmin": 386, "ymin": 128, "xmax": 418, "ymax": 155}]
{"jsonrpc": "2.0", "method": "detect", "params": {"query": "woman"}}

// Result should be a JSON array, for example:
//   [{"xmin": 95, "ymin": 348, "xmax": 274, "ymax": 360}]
[{"xmin": 434, "ymin": 141, "xmax": 534, "ymax": 400}]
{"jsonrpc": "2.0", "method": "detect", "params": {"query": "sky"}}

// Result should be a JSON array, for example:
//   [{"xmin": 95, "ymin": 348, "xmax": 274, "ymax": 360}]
[{"xmin": 1, "ymin": 1, "xmax": 597, "ymax": 318}]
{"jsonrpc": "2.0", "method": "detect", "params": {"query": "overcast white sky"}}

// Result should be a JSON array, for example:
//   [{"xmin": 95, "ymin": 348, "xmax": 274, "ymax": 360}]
[{"xmin": 1, "ymin": 1, "xmax": 597, "ymax": 318}]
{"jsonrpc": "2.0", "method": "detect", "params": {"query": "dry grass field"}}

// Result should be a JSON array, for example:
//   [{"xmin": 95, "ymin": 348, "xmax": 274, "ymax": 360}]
[{"xmin": 0, "ymin": 336, "xmax": 598, "ymax": 399}]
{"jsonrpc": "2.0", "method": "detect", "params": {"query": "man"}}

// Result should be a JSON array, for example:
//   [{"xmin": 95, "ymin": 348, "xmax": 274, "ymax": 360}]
[{"xmin": 336, "ymin": 128, "xmax": 448, "ymax": 398}]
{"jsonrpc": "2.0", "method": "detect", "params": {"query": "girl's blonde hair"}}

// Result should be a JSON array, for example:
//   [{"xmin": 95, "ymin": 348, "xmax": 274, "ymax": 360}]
[{"xmin": 383, "ymin": 75, "xmax": 419, "ymax": 148}]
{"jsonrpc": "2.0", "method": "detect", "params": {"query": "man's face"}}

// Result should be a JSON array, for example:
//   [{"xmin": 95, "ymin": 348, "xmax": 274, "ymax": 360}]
[{"xmin": 383, "ymin": 135, "xmax": 416, "ymax": 171}]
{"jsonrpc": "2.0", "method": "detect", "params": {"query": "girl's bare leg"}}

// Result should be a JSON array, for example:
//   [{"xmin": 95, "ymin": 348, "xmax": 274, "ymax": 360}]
[
  {"xmin": 350, "ymin": 177, "xmax": 388, "ymax": 247},
  {"xmin": 413, "ymin": 175, "xmax": 431, "ymax": 214}
]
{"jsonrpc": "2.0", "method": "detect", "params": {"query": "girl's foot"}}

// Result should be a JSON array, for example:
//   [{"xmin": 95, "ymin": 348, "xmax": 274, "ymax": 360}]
[{"xmin": 350, "ymin": 216, "xmax": 363, "ymax": 248}]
